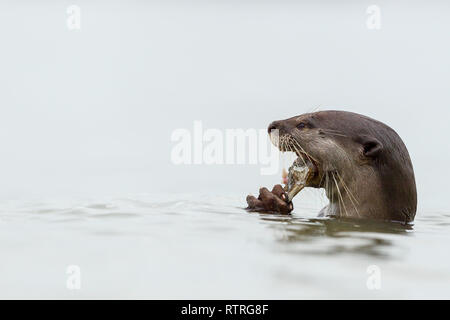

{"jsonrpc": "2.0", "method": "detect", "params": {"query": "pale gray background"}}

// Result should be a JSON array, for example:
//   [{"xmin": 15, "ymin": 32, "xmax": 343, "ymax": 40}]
[{"xmin": 0, "ymin": 0, "xmax": 448, "ymax": 212}]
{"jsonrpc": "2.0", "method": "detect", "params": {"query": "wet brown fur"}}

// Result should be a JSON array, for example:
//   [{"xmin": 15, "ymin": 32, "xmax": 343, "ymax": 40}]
[{"xmin": 248, "ymin": 110, "xmax": 417, "ymax": 223}]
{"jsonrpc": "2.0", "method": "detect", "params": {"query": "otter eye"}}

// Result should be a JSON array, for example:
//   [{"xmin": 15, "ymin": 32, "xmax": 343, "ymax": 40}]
[{"xmin": 297, "ymin": 122, "xmax": 306, "ymax": 130}]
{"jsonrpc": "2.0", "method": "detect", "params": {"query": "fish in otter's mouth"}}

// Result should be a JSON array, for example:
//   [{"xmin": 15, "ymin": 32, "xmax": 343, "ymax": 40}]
[{"xmin": 270, "ymin": 132, "xmax": 320, "ymax": 201}]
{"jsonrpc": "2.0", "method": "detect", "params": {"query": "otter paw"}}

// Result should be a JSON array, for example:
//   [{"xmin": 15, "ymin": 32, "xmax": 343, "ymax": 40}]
[{"xmin": 246, "ymin": 184, "xmax": 293, "ymax": 214}]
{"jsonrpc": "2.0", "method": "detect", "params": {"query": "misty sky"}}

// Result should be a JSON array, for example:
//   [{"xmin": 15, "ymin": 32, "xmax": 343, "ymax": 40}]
[{"xmin": 0, "ymin": 1, "xmax": 448, "ymax": 211}]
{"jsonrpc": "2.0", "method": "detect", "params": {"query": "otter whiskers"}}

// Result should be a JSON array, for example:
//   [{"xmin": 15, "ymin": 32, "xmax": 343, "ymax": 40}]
[
  {"xmin": 278, "ymin": 133, "xmax": 360, "ymax": 218},
  {"xmin": 336, "ymin": 171, "xmax": 360, "ymax": 217}
]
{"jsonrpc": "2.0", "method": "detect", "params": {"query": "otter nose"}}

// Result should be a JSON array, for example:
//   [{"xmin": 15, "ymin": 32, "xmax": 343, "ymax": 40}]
[{"xmin": 268, "ymin": 121, "xmax": 279, "ymax": 134}]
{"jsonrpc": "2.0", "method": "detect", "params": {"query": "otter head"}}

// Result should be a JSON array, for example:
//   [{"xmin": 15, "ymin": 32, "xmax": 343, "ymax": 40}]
[{"xmin": 268, "ymin": 110, "xmax": 417, "ymax": 223}]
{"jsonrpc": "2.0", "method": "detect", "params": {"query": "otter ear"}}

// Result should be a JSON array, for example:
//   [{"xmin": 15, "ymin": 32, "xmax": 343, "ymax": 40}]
[
  {"xmin": 356, "ymin": 135, "xmax": 383, "ymax": 158},
  {"xmin": 361, "ymin": 136, "xmax": 383, "ymax": 158}
]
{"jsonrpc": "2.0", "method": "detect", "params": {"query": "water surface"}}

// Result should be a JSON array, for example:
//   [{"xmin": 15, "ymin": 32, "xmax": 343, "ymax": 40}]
[{"xmin": 0, "ymin": 193, "xmax": 448, "ymax": 299}]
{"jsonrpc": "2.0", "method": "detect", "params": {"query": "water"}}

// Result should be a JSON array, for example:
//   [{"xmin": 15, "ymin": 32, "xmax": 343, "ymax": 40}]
[{"xmin": 0, "ymin": 193, "xmax": 449, "ymax": 299}]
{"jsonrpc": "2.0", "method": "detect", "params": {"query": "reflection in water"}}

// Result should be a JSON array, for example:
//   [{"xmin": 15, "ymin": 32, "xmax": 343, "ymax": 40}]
[
  {"xmin": 258, "ymin": 214, "xmax": 413, "ymax": 258},
  {"xmin": 1, "ymin": 195, "xmax": 449, "ymax": 299}
]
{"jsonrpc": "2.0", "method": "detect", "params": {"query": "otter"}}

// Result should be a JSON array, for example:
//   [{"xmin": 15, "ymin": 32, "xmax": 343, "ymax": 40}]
[{"xmin": 246, "ymin": 110, "xmax": 417, "ymax": 223}]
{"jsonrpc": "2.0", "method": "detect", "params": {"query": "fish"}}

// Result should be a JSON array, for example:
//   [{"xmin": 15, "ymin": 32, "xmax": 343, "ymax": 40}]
[{"xmin": 283, "ymin": 158, "xmax": 314, "ymax": 202}]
